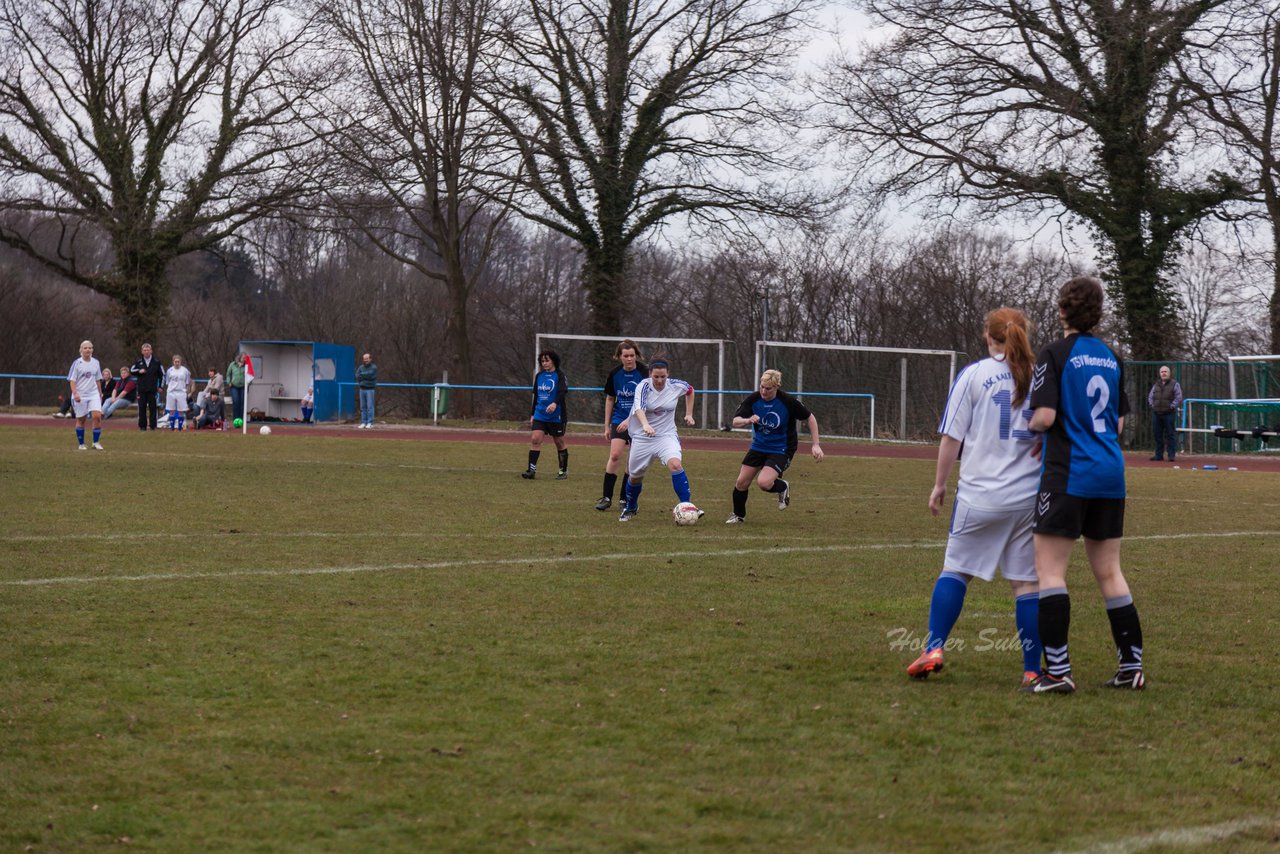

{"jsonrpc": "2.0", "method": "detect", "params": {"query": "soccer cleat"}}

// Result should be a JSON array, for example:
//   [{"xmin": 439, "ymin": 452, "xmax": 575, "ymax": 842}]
[
  {"xmin": 595, "ymin": 496, "xmax": 612, "ymax": 511},
  {"xmin": 556, "ymin": 469, "xmax": 568, "ymax": 480},
  {"xmin": 1021, "ymin": 670, "xmax": 1041, "ymax": 689},
  {"xmin": 92, "ymin": 442, "xmax": 104, "ymax": 451},
  {"xmin": 907, "ymin": 648, "xmax": 944, "ymax": 679},
  {"xmin": 78, "ymin": 444, "xmax": 87, "ymax": 451},
  {"xmin": 778, "ymin": 482, "xmax": 790, "ymax": 510},
  {"xmin": 1021, "ymin": 672, "xmax": 1075, "ymax": 694},
  {"xmin": 1103, "ymin": 670, "xmax": 1146, "ymax": 690},
  {"xmin": 697, "ymin": 509, "xmax": 706, "ymax": 520},
  {"xmin": 618, "ymin": 508, "xmax": 636, "ymax": 522},
  {"xmin": 724, "ymin": 515, "xmax": 746, "ymax": 524},
  {"xmin": 521, "ymin": 469, "xmax": 536, "ymax": 479}
]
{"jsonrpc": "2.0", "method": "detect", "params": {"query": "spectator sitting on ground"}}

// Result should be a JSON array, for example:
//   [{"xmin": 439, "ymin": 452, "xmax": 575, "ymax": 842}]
[
  {"xmin": 196, "ymin": 388, "xmax": 225, "ymax": 429},
  {"xmin": 102, "ymin": 366, "xmax": 138, "ymax": 419}
]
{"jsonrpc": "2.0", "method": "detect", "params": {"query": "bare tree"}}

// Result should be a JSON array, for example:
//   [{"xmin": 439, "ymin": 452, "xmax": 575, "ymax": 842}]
[
  {"xmin": 0, "ymin": 0, "xmax": 327, "ymax": 348},
  {"xmin": 1170, "ymin": 240, "xmax": 1269, "ymax": 359},
  {"xmin": 309, "ymin": 0, "xmax": 514, "ymax": 393},
  {"xmin": 821, "ymin": 0, "xmax": 1248, "ymax": 360},
  {"xmin": 483, "ymin": 0, "xmax": 824, "ymax": 336},
  {"xmin": 1181, "ymin": 4, "xmax": 1280, "ymax": 352}
]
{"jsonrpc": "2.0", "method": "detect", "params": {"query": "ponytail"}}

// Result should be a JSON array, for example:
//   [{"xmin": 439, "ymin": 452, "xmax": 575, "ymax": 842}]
[{"xmin": 986, "ymin": 308, "xmax": 1034, "ymax": 407}]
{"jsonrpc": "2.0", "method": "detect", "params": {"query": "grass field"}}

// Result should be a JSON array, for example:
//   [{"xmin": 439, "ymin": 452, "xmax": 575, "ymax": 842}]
[{"xmin": 2, "ymin": 425, "xmax": 1278, "ymax": 851}]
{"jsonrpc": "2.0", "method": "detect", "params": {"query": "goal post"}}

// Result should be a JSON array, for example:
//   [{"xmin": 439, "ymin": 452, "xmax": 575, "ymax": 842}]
[
  {"xmin": 756, "ymin": 340, "xmax": 964, "ymax": 440},
  {"xmin": 534, "ymin": 333, "xmax": 736, "ymax": 429},
  {"xmin": 1227, "ymin": 354, "xmax": 1280, "ymax": 400}
]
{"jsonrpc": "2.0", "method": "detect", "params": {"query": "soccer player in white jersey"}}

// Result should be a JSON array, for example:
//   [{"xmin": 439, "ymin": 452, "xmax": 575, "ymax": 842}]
[
  {"xmin": 618, "ymin": 359, "xmax": 700, "ymax": 522},
  {"xmin": 67, "ymin": 339, "xmax": 105, "ymax": 450},
  {"xmin": 164, "ymin": 354, "xmax": 194, "ymax": 431},
  {"xmin": 906, "ymin": 308, "xmax": 1044, "ymax": 687}
]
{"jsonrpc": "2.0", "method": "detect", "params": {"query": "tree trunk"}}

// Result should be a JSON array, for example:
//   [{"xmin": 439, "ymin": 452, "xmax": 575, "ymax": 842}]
[
  {"xmin": 444, "ymin": 273, "xmax": 474, "ymax": 418},
  {"xmin": 581, "ymin": 249, "xmax": 628, "ymax": 337},
  {"xmin": 111, "ymin": 252, "xmax": 171, "ymax": 351}
]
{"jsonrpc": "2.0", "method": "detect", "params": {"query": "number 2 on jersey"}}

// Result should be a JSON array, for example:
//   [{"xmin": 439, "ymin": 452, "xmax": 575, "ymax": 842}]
[
  {"xmin": 990, "ymin": 389, "xmax": 1033, "ymax": 440},
  {"xmin": 1086, "ymin": 375, "xmax": 1110, "ymax": 433}
]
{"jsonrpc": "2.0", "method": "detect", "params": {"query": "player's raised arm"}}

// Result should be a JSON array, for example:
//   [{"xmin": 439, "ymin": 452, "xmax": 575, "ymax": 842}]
[{"xmin": 807, "ymin": 413, "xmax": 823, "ymax": 461}]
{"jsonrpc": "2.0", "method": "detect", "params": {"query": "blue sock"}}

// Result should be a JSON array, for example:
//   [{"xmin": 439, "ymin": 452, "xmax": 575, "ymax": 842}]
[
  {"xmin": 76, "ymin": 427, "xmax": 85, "ymax": 445},
  {"xmin": 626, "ymin": 481, "xmax": 642, "ymax": 511},
  {"xmin": 926, "ymin": 572, "xmax": 969, "ymax": 652},
  {"xmin": 1015, "ymin": 593, "xmax": 1042, "ymax": 673},
  {"xmin": 671, "ymin": 470, "xmax": 691, "ymax": 502},
  {"xmin": 177, "ymin": 413, "xmax": 185, "ymax": 430},
  {"xmin": 92, "ymin": 428, "xmax": 101, "ymax": 443}
]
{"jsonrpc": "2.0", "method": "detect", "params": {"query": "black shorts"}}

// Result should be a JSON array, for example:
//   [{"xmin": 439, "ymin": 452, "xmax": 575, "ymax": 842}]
[
  {"xmin": 1033, "ymin": 492, "xmax": 1125, "ymax": 540},
  {"xmin": 531, "ymin": 419, "xmax": 566, "ymax": 438},
  {"xmin": 741, "ymin": 449, "xmax": 791, "ymax": 474},
  {"xmin": 608, "ymin": 423, "xmax": 633, "ymax": 444}
]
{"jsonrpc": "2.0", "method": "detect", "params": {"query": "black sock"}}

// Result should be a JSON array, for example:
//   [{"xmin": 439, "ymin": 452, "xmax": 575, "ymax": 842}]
[
  {"xmin": 732, "ymin": 487, "xmax": 748, "ymax": 517},
  {"xmin": 769, "ymin": 479, "xmax": 788, "ymax": 494},
  {"xmin": 558, "ymin": 449, "xmax": 568, "ymax": 472},
  {"xmin": 527, "ymin": 450, "xmax": 540, "ymax": 470},
  {"xmin": 1106, "ymin": 601, "xmax": 1144, "ymax": 672},
  {"xmin": 603, "ymin": 472, "xmax": 618, "ymax": 500},
  {"xmin": 1038, "ymin": 591, "xmax": 1071, "ymax": 677}
]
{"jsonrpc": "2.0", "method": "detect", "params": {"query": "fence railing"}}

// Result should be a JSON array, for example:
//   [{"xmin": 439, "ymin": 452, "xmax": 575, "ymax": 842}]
[{"xmin": 336, "ymin": 382, "xmax": 878, "ymax": 440}]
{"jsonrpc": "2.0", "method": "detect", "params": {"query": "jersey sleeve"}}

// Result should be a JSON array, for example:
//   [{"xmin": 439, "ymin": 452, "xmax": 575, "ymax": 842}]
[
  {"xmin": 604, "ymin": 366, "xmax": 620, "ymax": 399},
  {"xmin": 938, "ymin": 365, "xmax": 976, "ymax": 440},
  {"xmin": 734, "ymin": 394, "xmax": 758, "ymax": 420},
  {"xmin": 1030, "ymin": 344, "xmax": 1062, "ymax": 412}
]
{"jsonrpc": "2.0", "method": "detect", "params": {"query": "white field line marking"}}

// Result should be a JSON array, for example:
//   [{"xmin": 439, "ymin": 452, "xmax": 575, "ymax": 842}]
[
  {"xmin": 3, "ymin": 530, "xmax": 1277, "ymax": 587},
  {"xmin": 1062, "ymin": 814, "xmax": 1279, "ymax": 854},
  {"xmin": 5, "ymin": 542, "xmax": 941, "ymax": 586},
  {"xmin": 4, "ymin": 530, "xmax": 792, "ymax": 544}
]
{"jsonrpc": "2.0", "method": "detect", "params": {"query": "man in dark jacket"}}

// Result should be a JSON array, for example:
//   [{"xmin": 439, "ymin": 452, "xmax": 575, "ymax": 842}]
[
  {"xmin": 1147, "ymin": 365, "xmax": 1183, "ymax": 462},
  {"xmin": 131, "ymin": 343, "xmax": 165, "ymax": 431}
]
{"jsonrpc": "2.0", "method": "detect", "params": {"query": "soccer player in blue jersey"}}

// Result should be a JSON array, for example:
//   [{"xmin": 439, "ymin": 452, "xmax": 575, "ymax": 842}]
[
  {"xmin": 618, "ymin": 359, "xmax": 698, "ymax": 522},
  {"xmin": 596, "ymin": 340, "xmax": 649, "ymax": 510},
  {"xmin": 906, "ymin": 308, "xmax": 1043, "ymax": 687},
  {"xmin": 1025, "ymin": 276, "xmax": 1145, "ymax": 694},
  {"xmin": 521, "ymin": 351, "xmax": 570, "ymax": 480},
  {"xmin": 725, "ymin": 369, "xmax": 823, "ymax": 524}
]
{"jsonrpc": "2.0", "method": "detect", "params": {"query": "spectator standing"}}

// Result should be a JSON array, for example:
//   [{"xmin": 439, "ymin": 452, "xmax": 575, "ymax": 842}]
[
  {"xmin": 356, "ymin": 353, "xmax": 378, "ymax": 428},
  {"xmin": 102, "ymin": 366, "xmax": 138, "ymax": 419},
  {"xmin": 226, "ymin": 353, "xmax": 247, "ymax": 422},
  {"xmin": 1147, "ymin": 365, "xmax": 1182, "ymax": 462},
  {"xmin": 68, "ymin": 340, "xmax": 105, "ymax": 450},
  {"xmin": 131, "ymin": 342, "xmax": 165, "ymax": 431}
]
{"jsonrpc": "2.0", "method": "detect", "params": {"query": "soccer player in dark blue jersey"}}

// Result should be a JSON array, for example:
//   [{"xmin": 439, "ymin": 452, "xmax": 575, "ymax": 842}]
[
  {"xmin": 521, "ymin": 351, "xmax": 569, "ymax": 480},
  {"xmin": 596, "ymin": 340, "xmax": 649, "ymax": 510},
  {"xmin": 726, "ymin": 369, "xmax": 823, "ymax": 523},
  {"xmin": 1025, "ymin": 276, "xmax": 1145, "ymax": 694}
]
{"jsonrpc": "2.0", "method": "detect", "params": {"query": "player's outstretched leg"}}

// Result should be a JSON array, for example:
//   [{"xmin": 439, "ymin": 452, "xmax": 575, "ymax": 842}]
[
  {"xmin": 771, "ymin": 478, "xmax": 790, "ymax": 510},
  {"xmin": 907, "ymin": 571, "xmax": 968, "ymax": 679}
]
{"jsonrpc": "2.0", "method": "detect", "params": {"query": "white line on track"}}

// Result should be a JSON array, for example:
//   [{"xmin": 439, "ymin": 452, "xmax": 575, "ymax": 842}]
[
  {"xmin": 2, "ymin": 530, "xmax": 1276, "ymax": 587},
  {"xmin": 1062, "ymin": 814, "xmax": 1279, "ymax": 853}
]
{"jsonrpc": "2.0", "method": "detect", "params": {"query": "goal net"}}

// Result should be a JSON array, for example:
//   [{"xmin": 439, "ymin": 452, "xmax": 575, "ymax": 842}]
[
  {"xmin": 1183, "ymin": 354, "xmax": 1280, "ymax": 454},
  {"xmin": 755, "ymin": 341, "xmax": 966, "ymax": 440},
  {"xmin": 534, "ymin": 334, "xmax": 742, "ymax": 429}
]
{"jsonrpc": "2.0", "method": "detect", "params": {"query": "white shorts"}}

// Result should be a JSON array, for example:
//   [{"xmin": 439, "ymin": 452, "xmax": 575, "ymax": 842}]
[
  {"xmin": 72, "ymin": 395, "xmax": 102, "ymax": 417},
  {"xmin": 942, "ymin": 495, "xmax": 1036, "ymax": 583},
  {"xmin": 165, "ymin": 391, "xmax": 189, "ymax": 412},
  {"xmin": 627, "ymin": 435, "xmax": 682, "ymax": 477}
]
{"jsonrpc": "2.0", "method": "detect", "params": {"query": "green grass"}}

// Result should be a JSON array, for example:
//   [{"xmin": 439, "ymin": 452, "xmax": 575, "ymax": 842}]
[{"xmin": 2, "ymin": 427, "xmax": 1278, "ymax": 851}]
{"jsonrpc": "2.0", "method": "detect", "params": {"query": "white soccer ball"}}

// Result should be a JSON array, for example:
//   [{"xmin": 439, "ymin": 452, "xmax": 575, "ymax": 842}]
[
  {"xmin": 259, "ymin": 425, "xmax": 272, "ymax": 435},
  {"xmin": 673, "ymin": 502, "xmax": 701, "ymax": 526}
]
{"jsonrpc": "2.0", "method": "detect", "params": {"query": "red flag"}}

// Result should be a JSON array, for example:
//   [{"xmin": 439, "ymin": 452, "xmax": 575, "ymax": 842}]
[{"xmin": 244, "ymin": 355, "xmax": 255, "ymax": 385}]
